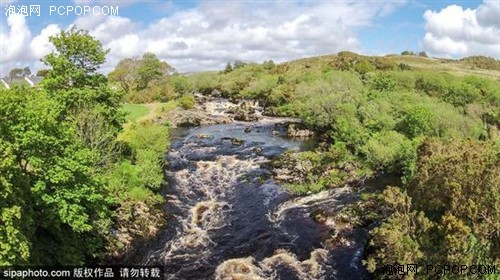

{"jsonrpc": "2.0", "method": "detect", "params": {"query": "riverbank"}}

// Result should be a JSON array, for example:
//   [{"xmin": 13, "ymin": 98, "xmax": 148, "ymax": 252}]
[{"xmin": 116, "ymin": 96, "xmax": 372, "ymax": 279}]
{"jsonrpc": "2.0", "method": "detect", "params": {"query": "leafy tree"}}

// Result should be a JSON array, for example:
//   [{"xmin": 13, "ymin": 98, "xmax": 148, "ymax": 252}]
[
  {"xmin": 42, "ymin": 28, "xmax": 108, "ymax": 90},
  {"xmin": 136, "ymin": 53, "xmax": 173, "ymax": 91},
  {"xmin": 109, "ymin": 53, "xmax": 174, "ymax": 97},
  {"xmin": 223, "ymin": 62, "xmax": 233, "ymax": 73},
  {"xmin": 410, "ymin": 139, "xmax": 499, "ymax": 251},
  {"xmin": 108, "ymin": 58, "xmax": 138, "ymax": 94},
  {"xmin": 169, "ymin": 75, "xmax": 192, "ymax": 95},
  {"xmin": 401, "ymin": 50, "xmax": 415, "ymax": 56},
  {"xmin": 0, "ymin": 86, "xmax": 111, "ymax": 265},
  {"xmin": 40, "ymin": 27, "xmax": 123, "ymax": 147},
  {"xmin": 233, "ymin": 60, "xmax": 246, "ymax": 69},
  {"xmin": 366, "ymin": 139, "xmax": 499, "ymax": 277},
  {"xmin": 362, "ymin": 131, "xmax": 413, "ymax": 172},
  {"xmin": 262, "ymin": 60, "xmax": 275, "ymax": 70},
  {"xmin": 445, "ymin": 81, "xmax": 481, "ymax": 107},
  {"xmin": 365, "ymin": 187, "xmax": 432, "ymax": 279}
]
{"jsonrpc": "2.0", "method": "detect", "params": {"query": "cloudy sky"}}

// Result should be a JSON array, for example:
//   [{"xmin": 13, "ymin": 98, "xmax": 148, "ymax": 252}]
[{"xmin": 1, "ymin": 0, "xmax": 499, "ymax": 75}]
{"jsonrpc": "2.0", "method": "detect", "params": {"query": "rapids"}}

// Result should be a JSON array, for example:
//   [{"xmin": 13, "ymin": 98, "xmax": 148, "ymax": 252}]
[{"xmin": 129, "ymin": 99, "xmax": 370, "ymax": 279}]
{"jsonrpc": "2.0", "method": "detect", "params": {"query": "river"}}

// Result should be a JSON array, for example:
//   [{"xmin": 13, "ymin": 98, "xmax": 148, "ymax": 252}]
[{"xmin": 129, "ymin": 99, "xmax": 370, "ymax": 280}]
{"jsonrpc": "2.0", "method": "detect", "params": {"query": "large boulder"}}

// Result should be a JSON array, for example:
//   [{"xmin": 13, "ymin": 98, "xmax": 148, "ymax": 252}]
[
  {"xmin": 286, "ymin": 123, "xmax": 314, "ymax": 138},
  {"xmin": 178, "ymin": 116, "xmax": 201, "ymax": 127},
  {"xmin": 232, "ymin": 101, "xmax": 259, "ymax": 121}
]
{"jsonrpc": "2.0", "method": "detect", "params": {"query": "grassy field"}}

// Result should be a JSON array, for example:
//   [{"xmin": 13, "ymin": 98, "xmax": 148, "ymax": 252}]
[
  {"xmin": 122, "ymin": 101, "xmax": 179, "ymax": 124},
  {"xmin": 122, "ymin": 103, "xmax": 150, "ymax": 122}
]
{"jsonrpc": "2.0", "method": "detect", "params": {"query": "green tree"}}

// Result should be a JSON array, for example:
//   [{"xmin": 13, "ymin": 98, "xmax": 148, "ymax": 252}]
[
  {"xmin": 418, "ymin": 51, "xmax": 428, "ymax": 57},
  {"xmin": 108, "ymin": 58, "xmax": 138, "ymax": 94},
  {"xmin": 401, "ymin": 50, "xmax": 415, "ymax": 56},
  {"xmin": 0, "ymin": 86, "xmax": 111, "ymax": 265},
  {"xmin": 410, "ymin": 139, "xmax": 499, "ymax": 252},
  {"xmin": 233, "ymin": 60, "xmax": 246, "ymax": 69},
  {"xmin": 40, "ymin": 27, "xmax": 123, "ymax": 161},
  {"xmin": 365, "ymin": 187, "xmax": 433, "ymax": 279},
  {"xmin": 136, "ymin": 53, "xmax": 173, "ymax": 91},
  {"xmin": 223, "ymin": 62, "xmax": 233, "ymax": 73}
]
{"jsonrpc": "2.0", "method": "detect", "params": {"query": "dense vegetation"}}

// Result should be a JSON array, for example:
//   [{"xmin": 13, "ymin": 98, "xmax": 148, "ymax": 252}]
[
  {"xmin": 106, "ymin": 50, "xmax": 499, "ymax": 274},
  {"xmin": 1, "ymin": 28, "xmax": 498, "ymax": 276},
  {"xmin": 0, "ymin": 29, "xmax": 170, "ymax": 265},
  {"xmin": 181, "ymin": 52, "xmax": 499, "ymax": 275}
]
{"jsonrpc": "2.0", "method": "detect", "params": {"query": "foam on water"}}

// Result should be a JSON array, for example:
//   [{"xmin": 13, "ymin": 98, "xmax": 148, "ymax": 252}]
[{"xmin": 130, "ymin": 99, "xmax": 368, "ymax": 279}]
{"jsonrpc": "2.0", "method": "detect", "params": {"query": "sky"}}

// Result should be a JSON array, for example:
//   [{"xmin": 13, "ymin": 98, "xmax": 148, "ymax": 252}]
[{"xmin": 0, "ymin": 0, "xmax": 499, "ymax": 75}]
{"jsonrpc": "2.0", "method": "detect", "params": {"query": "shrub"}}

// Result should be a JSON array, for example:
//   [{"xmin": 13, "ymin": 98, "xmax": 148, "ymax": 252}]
[
  {"xmin": 461, "ymin": 56, "xmax": 500, "ymax": 70},
  {"xmin": 169, "ymin": 75, "xmax": 192, "ymax": 95},
  {"xmin": 399, "ymin": 106, "xmax": 436, "ymax": 138},
  {"xmin": 178, "ymin": 94, "xmax": 196, "ymax": 110},
  {"xmin": 354, "ymin": 60, "xmax": 375, "ymax": 75}
]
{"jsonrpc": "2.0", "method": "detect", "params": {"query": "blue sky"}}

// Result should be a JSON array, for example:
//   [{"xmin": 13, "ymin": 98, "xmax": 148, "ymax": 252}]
[{"xmin": 1, "ymin": 0, "xmax": 499, "ymax": 74}]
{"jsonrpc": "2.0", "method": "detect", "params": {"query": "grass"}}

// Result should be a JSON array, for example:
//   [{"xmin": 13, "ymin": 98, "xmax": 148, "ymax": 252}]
[
  {"xmin": 122, "ymin": 101, "xmax": 179, "ymax": 124},
  {"xmin": 122, "ymin": 103, "xmax": 150, "ymax": 122},
  {"xmin": 283, "ymin": 54, "xmax": 500, "ymax": 79}
]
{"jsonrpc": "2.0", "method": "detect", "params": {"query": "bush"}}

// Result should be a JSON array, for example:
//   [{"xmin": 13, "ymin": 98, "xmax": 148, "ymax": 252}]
[
  {"xmin": 362, "ymin": 131, "xmax": 413, "ymax": 173},
  {"xmin": 461, "ymin": 56, "xmax": 500, "ymax": 70},
  {"xmin": 178, "ymin": 94, "xmax": 196, "ymax": 110},
  {"xmin": 169, "ymin": 75, "xmax": 192, "ymax": 95},
  {"xmin": 399, "ymin": 106, "xmax": 436, "ymax": 138},
  {"xmin": 354, "ymin": 60, "xmax": 375, "ymax": 75}
]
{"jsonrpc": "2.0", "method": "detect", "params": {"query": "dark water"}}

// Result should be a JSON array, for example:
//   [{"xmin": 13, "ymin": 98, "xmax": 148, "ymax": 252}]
[{"xmin": 128, "ymin": 117, "xmax": 370, "ymax": 279}]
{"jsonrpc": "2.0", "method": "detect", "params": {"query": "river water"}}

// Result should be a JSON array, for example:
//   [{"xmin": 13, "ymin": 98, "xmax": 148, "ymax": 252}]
[{"xmin": 130, "ymin": 100, "xmax": 370, "ymax": 279}]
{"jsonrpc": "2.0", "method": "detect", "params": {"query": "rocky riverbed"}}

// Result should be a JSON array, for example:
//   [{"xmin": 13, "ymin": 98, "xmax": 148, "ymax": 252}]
[{"xmin": 121, "ymin": 95, "xmax": 371, "ymax": 279}]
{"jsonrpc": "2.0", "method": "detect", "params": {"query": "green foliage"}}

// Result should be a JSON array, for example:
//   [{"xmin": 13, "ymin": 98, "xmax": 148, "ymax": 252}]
[
  {"xmin": 400, "ymin": 106, "xmax": 435, "ymax": 138},
  {"xmin": 277, "ymin": 142, "xmax": 372, "ymax": 194},
  {"xmin": 108, "ymin": 53, "xmax": 175, "ymax": 100},
  {"xmin": 190, "ymin": 72, "xmax": 220, "ymax": 95},
  {"xmin": 0, "ymin": 87, "xmax": 111, "ymax": 265},
  {"xmin": 293, "ymin": 71, "xmax": 363, "ymax": 131},
  {"xmin": 365, "ymin": 187, "xmax": 432, "ymax": 279},
  {"xmin": 0, "ymin": 29, "xmax": 173, "ymax": 266},
  {"xmin": 354, "ymin": 60, "xmax": 375, "ymax": 75},
  {"xmin": 418, "ymin": 51, "xmax": 428, "ymax": 57},
  {"xmin": 41, "ymin": 27, "xmax": 123, "ymax": 130},
  {"xmin": 262, "ymin": 60, "xmax": 275, "ymax": 70},
  {"xmin": 461, "ymin": 56, "xmax": 500, "ymax": 70},
  {"xmin": 136, "ymin": 53, "xmax": 172, "ymax": 91},
  {"xmin": 42, "ymin": 27, "xmax": 108, "ymax": 90},
  {"xmin": 401, "ymin": 50, "xmax": 415, "ymax": 56},
  {"xmin": 365, "ymin": 139, "xmax": 500, "ymax": 277},
  {"xmin": 106, "ymin": 122, "xmax": 168, "ymax": 254},
  {"xmin": 241, "ymin": 74, "xmax": 279, "ymax": 99},
  {"xmin": 368, "ymin": 73, "xmax": 397, "ymax": 92},
  {"xmin": 398, "ymin": 62, "xmax": 411, "ymax": 71},
  {"xmin": 362, "ymin": 131, "xmax": 414, "ymax": 173},
  {"xmin": 178, "ymin": 94, "xmax": 196, "ymax": 110},
  {"xmin": 223, "ymin": 62, "xmax": 233, "ymax": 73},
  {"xmin": 233, "ymin": 60, "xmax": 247, "ymax": 69},
  {"xmin": 169, "ymin": 75, "xmax": 192, "ymax": 95},
  {"xmin": 36, "ymin": 69, "xmax": 50, "ymax": 77}
]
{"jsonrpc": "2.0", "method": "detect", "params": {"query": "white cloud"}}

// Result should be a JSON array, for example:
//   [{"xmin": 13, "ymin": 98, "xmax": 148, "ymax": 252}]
[
  {"xmin": 30, "ymin": 24, "xmax": 61, "ymax": 59},
  {"xmin": 0, "ymin": 0, "xmax": 17, "ymax": 5},
  {"xmin": 422, "ymin": 0, "xmax": 500, "ymax": 58},
  {"xmin": 0, "ymin": 15, "xmax": 31, "ymax": 74},
  {"xmin": 1, "ymin": 0, "xmax": 405, "ymax": 75}
]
